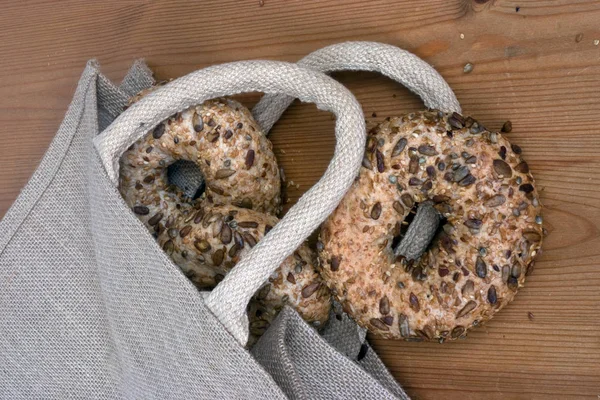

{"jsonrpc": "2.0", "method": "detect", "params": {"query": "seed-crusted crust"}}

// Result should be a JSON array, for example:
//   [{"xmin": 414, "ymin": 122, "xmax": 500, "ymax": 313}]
[
  {"xmin": 319, "ymin": 111, "xmax": 543, "ymax": 341},
  {"xmin": 119, "ymin": 96, "xmax": 330, "ymax": 341},
  {"xmin": 120, "ymin": 98, "xmax": 281, "ymax": 214}
]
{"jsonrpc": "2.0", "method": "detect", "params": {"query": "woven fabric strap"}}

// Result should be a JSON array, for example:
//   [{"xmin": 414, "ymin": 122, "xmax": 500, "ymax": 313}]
[
  {"xmin": 253, "ymin": 41, "xmax": 461, "ymax": 133},
  {"xmin": 93, "ymin": 60, "xmax": 366, "ymax": 345}
]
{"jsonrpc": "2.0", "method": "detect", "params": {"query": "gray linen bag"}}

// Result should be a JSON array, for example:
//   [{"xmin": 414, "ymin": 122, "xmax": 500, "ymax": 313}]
[{"xmin": 0, "ymin": 59, "xmax": 411, "ymax": 399}]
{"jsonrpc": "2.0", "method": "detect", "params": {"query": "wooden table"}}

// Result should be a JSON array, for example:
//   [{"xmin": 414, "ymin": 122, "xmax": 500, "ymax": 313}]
[{"xmin": 1, "ymin": 1, "xmax": 599, "ymax": 398}]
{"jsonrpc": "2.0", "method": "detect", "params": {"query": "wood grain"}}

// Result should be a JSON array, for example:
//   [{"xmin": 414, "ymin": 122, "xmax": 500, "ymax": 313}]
[{"xmin": 1, "ymin": 1, "xmax": 599, "ymax": 398}]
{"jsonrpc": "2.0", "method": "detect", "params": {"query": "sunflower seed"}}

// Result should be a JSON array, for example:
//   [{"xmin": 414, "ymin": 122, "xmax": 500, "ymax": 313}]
[
  {"xmin": 231, "ymin": 232, "xmax": 243, "ymax": 248},
  {"xmin": 421, "ymin": 180, "xmax": 433, "ymax": 191},
  {"xmin": 401, "ymin": 193, "xmax": 414, "ymax": 208},
  {"xmin": 392, "ymin": 138, "xmax": 408, "ymax": 157},
  {"xmin": 302, "ymin": 283, "xmax": 320, "ymax": 298},
  {"xmin": 206, "ymin": 131, "xmax": 220, "ymax": 142},
  {"xmin": 192, "ymin": 241, "xmax": 211, "ymax": 255},
  {"xmin": 511, "ymin": 144, "xmax": 522, "ymax": 154},
  {"xmin": 362, "ymin": 156, "xmax": 372, "ymax": 169},
  {"xmin": 448, "ymin": 114, "xmax": 464, "ymax": 129},
  {"xmin": 418, "ymin": 145, "xmax": 438, "ymax": 156},
  {"xmin": 476, "ymin": 256, "xmax": 487, "ymax": 278},
  {"xmin": 330, "ymin": 256, "xmax": 340, "ymax": 271},
  {"xmin": 179, "ymin": 225, "xmax": 192, "ymax": 238},
  {"xmin": 211, "ymin": 249, "xmax": 225, "ymax": 266},
  {"xmin": 392, "ymin": 201, "xmax": 404, "ymax": 214},
  {"xmin": 462, "ymin": 280, "xmax": 474, "ymax": 296},
  {"xmin": 379, "ymin": 296, "xmax": 390, "ymax": 315},
  {"xmin": 369, "ymin": 318, "xmax": 390, "ymax": 331},
  {"xmin": 507, "ymin": 276, "xmax": 518, "ymax": 291},
  {"xmin": 451, "ymin": 326, "xmax": 465, "ymax": 338},
  {"xmin": 409, "ymin": 177, "xmax": 422, "ymax": 186},
  {"xmin": 511, "ymin": 264, "xmax": 522, "ymax": 278},
  {"xmin": 371, "ymin": 202, "xmax": 382, "ymax": 220},
  {"xmin": 452, "ymin": 165, "xmax": 470, "ymax": 182},
  {"xmin": 212, "ymin": 219, "xmax": 224, "ymax": 238},
  {"xmin": 189, "ymin": 112, "xmax": 203, "ymax": 132},
  {"xmin": 423, "ymin": 166, "xmax": 435, "ymax": 179},
  {"xmin": 519, "ymin": 183, "xmax": 534, "ymax": 193},
  {"xmin": 459, "ymin": 174, "xmax": 476, "ymax": 187},
  {"xmin": 535, "ymin": 215, "xmax": 543, "ymax": 224},
  {"xmin": 152, "ymin": 124, "xmax": 165, "ymax": 139},
  {"xmin": 228, "ymin": 244, "xmax": 240, "ymax": 258},
  {"xmin": 238, "ymin": 221, "xmax": 259, "ymax": 229},
  {"xmin": 524, "ymin": 231, "xmax": 541, "ymax": 243},
  {"xmin": 244, "ymin": 149, "xmax": 255, "ymax": 169},
  {"xmin": 485, "ymin": 194, "xmax": 506, "ymax": 207},
  {"xmin": 487, "ymin": 285, "xmax": 498, "ymax": 304},
  {"xmin": 133, "ymin": 205, "xmax": 150, "ymax": 215},
  {"xmin": 493, "ymin": 159, "xmax": 512, "ymax": 178},
  {"xmin": 498, "ymin": 146, "xmax": 507, "ymax": 160},
  {"xmin": 164, "ymin": 227, "xmax": 177, "ymax": 239},
  {"xmin": 501, "ymin": 121, "xmax": 512, "ymax": 133},
  {"xmin": 376, "ymin": 150, "xmax": 385, "ymax": 172},
  {"xmin": 148, "ymin": 212, "xmax": 163, "ymax": 226},
  {"xmin": 244, "ymin": 233, "xmax": 257, "ymax": 247},
  {"xmin": 409, "ymin": 292, "xmax": 420, "ymax": 312},
  {"xmin": 264, "ymin": 224, "xmax": 273, "ymax": 235},
  {"xmin": 238, "ymin": 198, "xmax": 253, "ymax": 209},
  {"xmin": 470, "ymin": 122, "xmax": 483, "ymax": 134},
  {"xmin": 438, "ymin": 161, "xmax": 446, "ymax": 171},
  {"xmin": 163, "ymin": 240, "xmax": 174, "ymax": 253},
  {"xmin": 409, "ymin": 156, "xmax": 419, "ymax": 174},
  {"xmin": 215, "ymin": 169, "xmax": 236, "ymax": 179},
  {"xmin": 286, "ymin": 272, "xmax": 296, "ymax": 284},
  {"xmin": 418, "ymin": 324, "xmax": 435, "ymax": 340},
  {"xmin": 224, "ymin": 129, "xmax": 233, "ymax": 140},
  {"xmin": 398, "ymin": 314, "xmax": 410, "ymax": 337},
  {"xmin": 220, "ymin": 224, "xmax": 232, "ymax": 244},
  {"xmin": 456, "ymin": 300, "xmax": 477, "ymax": 318}
]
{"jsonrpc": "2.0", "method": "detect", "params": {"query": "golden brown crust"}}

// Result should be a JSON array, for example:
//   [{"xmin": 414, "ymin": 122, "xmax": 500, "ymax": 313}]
[{"xmin": 319, "ymin": 111, "xmax": 543, "ymax": 341}]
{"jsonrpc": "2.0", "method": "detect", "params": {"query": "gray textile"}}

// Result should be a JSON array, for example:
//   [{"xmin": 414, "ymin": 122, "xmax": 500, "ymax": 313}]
[
  {"xmin": 0, "ymin": 58, "xmax": 408, "ymax": 399},
  {"xmin": 394, "ymin": 202, "xmax": 441, "ymax": 261}
]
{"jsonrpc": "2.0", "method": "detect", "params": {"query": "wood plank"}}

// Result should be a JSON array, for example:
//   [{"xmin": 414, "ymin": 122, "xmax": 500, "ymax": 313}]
[{"xmin": 1, "ymin": 1, "xmax": 599, "ymax": 398}]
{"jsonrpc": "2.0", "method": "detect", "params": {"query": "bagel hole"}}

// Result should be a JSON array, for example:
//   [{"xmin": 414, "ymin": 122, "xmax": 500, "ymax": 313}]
[
  {"xmin": 391, "ymin": 202, "xmax": 419, "ymax": 249},
  {"xmin": 392, "ymin": 202, "xmax": 448, "ymax": 258},
  {"xmin": 167, "ymin": 160, "xmax": 206, "ymax": 200}
]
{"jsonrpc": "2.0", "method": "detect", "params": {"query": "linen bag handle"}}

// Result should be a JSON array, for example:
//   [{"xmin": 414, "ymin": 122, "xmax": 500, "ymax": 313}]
[
  {"xmin": 253, "ymin": 41, "xmax": 461, "ymax": 134},
  {"xmin": 93, "ymin": 60, "xmax": 366, "ymax": 345}
]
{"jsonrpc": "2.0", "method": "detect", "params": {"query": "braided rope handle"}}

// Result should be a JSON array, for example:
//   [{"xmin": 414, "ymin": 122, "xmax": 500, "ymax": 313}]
[
  {"xmin": 253, "ymin": 41, "xmax": 461, "ymax": 134},
  {"xmin": 93, "ymin": 61, "xmax": 366, "ymax": 345}
]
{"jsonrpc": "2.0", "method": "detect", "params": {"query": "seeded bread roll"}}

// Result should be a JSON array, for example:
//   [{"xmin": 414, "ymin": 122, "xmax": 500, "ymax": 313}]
[
  {"xmin": 119, "ymin": 96, "xmax": 331, "ymax": 342},
  {"xmin": 319, "ymin": 111, "xmax": 543, "ymax": 341}
]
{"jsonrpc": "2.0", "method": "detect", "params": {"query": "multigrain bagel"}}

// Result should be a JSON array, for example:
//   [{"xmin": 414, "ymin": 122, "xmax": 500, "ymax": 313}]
[
  {"xmin": 120, "ymin": 96, "xmax": 281, "ymax": 214},
  {"xmin": 118, "ymin": 95, "xmax": 331, "ymax": 341},
  {"xmin": 318, "ymin": 110, "xmax": 543, "ymax": 341}
]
